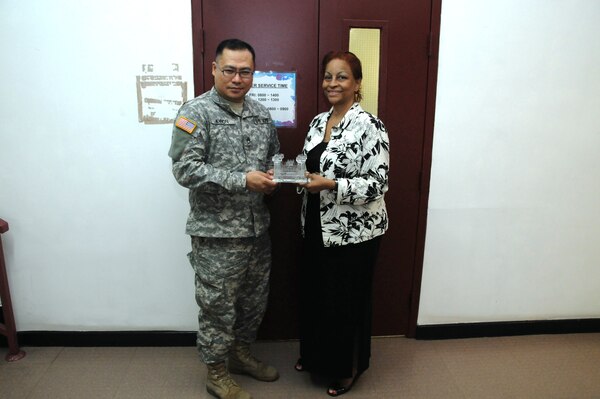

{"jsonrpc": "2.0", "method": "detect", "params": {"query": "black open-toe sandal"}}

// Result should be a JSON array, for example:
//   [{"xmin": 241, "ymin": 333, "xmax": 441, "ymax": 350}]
[
  {"xmin": 327, "ymin": 378, "xmax": 355, "ymax": 397},
  {"xmin": 294, "ymin": 358, "xmax": 305, "ymax": 372}
]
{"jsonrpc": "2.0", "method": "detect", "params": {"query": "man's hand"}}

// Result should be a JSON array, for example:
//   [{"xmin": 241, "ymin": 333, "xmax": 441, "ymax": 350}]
[{"xmin": 246, "ymin": 170, "xmax": 278, "ymax": 194}]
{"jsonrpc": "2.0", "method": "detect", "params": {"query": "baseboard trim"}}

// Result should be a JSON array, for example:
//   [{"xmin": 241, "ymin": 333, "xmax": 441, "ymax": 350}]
[
  {"xmin": 1, "ymin": 331, "xmax": 197, "ymax": 347},
  {"xmin": 2, "ymin": 318, "xmax": 599, "ymax": 347},
  {"xmin": 415, "ymin": 318, "xmax": 600, "ymax": 340}
]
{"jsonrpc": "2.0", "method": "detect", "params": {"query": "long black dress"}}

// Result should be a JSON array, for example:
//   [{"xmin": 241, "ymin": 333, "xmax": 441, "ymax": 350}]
[{"xmin": 299, "ymin": 141, "xmax": 381, "ymax": 380}]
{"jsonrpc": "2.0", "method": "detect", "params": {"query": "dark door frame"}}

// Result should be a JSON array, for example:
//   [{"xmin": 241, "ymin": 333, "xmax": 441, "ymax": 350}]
[{"xmin": 407, "ymin": 0, "xmax": 442, "ymax": 337}]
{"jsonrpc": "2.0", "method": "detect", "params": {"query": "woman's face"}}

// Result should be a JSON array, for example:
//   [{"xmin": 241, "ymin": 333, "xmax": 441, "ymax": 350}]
[{"xmin": 322, "ymin": 59, "xmax": 361, "ymax": 108}]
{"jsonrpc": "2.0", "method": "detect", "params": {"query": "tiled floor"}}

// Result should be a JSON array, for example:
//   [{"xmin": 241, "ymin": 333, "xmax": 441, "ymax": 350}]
[{"xmin": 1, "ymin": 333, "xmax": 600, "ymax": 398}]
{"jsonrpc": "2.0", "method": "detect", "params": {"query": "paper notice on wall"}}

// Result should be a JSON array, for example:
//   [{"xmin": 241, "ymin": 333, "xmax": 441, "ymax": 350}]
[
  {"xmin": 137, "ymin": 63, "xmax": 187, "ymax": 124},
  {"xmin": 248, "ymin": 71, "xmax": 296, "ymax": 128}
]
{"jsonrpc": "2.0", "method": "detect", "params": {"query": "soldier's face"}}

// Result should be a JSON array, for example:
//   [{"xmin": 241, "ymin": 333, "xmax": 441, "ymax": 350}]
[{"xmin": 212, "ymin": 49, "xmax": 254, "ymax": 103}]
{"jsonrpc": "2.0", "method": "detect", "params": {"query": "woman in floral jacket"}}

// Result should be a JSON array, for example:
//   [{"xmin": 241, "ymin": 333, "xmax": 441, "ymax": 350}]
[{"xmin": 295, "ymin": 51, "xmax": 390, "ymax": 397}]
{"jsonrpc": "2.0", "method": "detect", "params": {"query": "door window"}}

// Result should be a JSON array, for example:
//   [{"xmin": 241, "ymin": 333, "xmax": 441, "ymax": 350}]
[{"xmin": 349, "ymin": 28, "xmax": 381, "ymax": 116}]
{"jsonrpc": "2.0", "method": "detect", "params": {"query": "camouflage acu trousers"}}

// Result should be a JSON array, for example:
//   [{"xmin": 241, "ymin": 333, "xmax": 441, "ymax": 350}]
[{"xmin": 188, "ymin": 234, "xmax": 271, "ymax": 364}]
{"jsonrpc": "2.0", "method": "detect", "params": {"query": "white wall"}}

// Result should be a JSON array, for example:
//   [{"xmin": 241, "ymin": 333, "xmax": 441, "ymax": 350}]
[
  {"xmin": 419, "ymin": 0, "xmax": 600, "ymax": 324},
  {"xmin": 1, "ymin": 0, "xmax": 599, "ymax": 332},
  {"xmin": 0, "ymin": 0, "xmax": 197, "ymax": 330}
]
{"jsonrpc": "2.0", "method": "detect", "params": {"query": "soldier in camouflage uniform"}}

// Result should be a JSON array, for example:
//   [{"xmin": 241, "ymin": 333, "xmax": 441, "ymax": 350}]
[{"xmin": 168, "ymin": 39, "xmax": 280, "ymax": 399}]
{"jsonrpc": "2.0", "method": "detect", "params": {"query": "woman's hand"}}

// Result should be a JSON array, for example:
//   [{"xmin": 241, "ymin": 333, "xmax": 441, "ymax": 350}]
[{"xmin": 298, "ymin": 173, "xmax": 336, "ymax": 194}]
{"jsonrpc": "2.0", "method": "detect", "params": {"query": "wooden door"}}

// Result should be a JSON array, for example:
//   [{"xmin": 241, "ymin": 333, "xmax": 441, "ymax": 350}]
[
  {"xmin": 192, "ymin": 0, "xmax": 440, "ymax": 338},
  {"xmin": 319, "ymin": 0, "xmax": 440, "ymax": 337}
]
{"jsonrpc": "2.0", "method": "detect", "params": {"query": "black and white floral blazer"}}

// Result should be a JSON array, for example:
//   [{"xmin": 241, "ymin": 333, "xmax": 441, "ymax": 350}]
[{"xmin": 300, "ymin": 103, "xmax": 389, "ymax": 247}]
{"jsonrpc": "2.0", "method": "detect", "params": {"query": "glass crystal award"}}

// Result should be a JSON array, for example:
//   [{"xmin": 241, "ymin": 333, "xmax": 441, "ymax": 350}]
[{"xmin": 272, "ymin": 153, "xmax": 309, "ymax": 183}]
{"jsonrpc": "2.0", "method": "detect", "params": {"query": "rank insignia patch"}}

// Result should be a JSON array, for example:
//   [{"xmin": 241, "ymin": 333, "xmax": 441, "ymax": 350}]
[{"xmin": 175, "ymin": 117, "xmax": 197, "ymax": 134}]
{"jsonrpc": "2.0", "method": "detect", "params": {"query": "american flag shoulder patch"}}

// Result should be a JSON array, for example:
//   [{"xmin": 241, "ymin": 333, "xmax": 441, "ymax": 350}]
[{"xmin": 175, "ymin": 116, "xmax": 197, "ymax": 134}]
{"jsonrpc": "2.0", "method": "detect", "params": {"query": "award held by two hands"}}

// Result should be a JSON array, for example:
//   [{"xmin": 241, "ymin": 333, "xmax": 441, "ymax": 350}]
[{"xmin": 271, "ymin": 153, "xmax": 309, "ymax": 183}]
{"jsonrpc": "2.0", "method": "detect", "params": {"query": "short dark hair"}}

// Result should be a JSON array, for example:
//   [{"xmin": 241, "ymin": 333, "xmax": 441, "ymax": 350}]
[
  {"xmin": 322, "ymin": 51, "xmax": 363, "ymax": 102},
  {"xmin": 216, "ymin": 38, "xmax": 256, "ymax": 64}
]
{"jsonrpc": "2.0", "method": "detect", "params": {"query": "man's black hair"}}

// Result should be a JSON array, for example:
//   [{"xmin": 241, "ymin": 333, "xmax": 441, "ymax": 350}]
[{"xmin": 216, "ymin": 38, "xmax": 256, "ymax": 63}]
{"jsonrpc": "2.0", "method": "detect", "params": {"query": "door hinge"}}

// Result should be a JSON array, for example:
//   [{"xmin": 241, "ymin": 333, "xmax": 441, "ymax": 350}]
[
  {"xmin": 427, "ymin": 32, "xmax": 433, "ymax": 57},
  {"xmin": 199, "ymin": 29, "xmax": 205, "ymax": 54}
]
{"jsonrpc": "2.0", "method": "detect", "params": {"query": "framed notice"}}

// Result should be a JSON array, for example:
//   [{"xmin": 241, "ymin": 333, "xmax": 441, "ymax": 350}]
[
  {"xmin": 248, "ymin": 71, "xmax": 296, "ymax": 128},
  {"xmin": 136, "ymin": 63, "xmax": 187, "ymax": 124}
]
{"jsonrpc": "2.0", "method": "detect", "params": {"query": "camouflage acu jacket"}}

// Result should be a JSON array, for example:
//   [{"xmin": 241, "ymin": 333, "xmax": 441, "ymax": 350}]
[{"xmin": 169, "ymin": 87, "xmax": 280, "ymax": 238}]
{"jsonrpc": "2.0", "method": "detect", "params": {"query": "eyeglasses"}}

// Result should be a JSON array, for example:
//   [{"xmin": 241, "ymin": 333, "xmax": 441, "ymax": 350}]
[{"xmin": 216, "ymin": 65, "xmax": 254, "ymax": 80}]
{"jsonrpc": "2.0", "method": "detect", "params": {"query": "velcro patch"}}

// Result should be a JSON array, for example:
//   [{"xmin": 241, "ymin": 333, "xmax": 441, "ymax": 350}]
[{"xmin": 175, "ymin": 116, "xmax": 197, "ymax": 134}]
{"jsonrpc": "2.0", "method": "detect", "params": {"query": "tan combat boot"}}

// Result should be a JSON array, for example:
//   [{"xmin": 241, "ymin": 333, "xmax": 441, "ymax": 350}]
[
  {"xmin": 228, "ymin": 341, "xmax": 279, "ymax": 382},
  {"xmin": 206, "ymin": 362, "xmax": 252, "ymax": 399}
]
